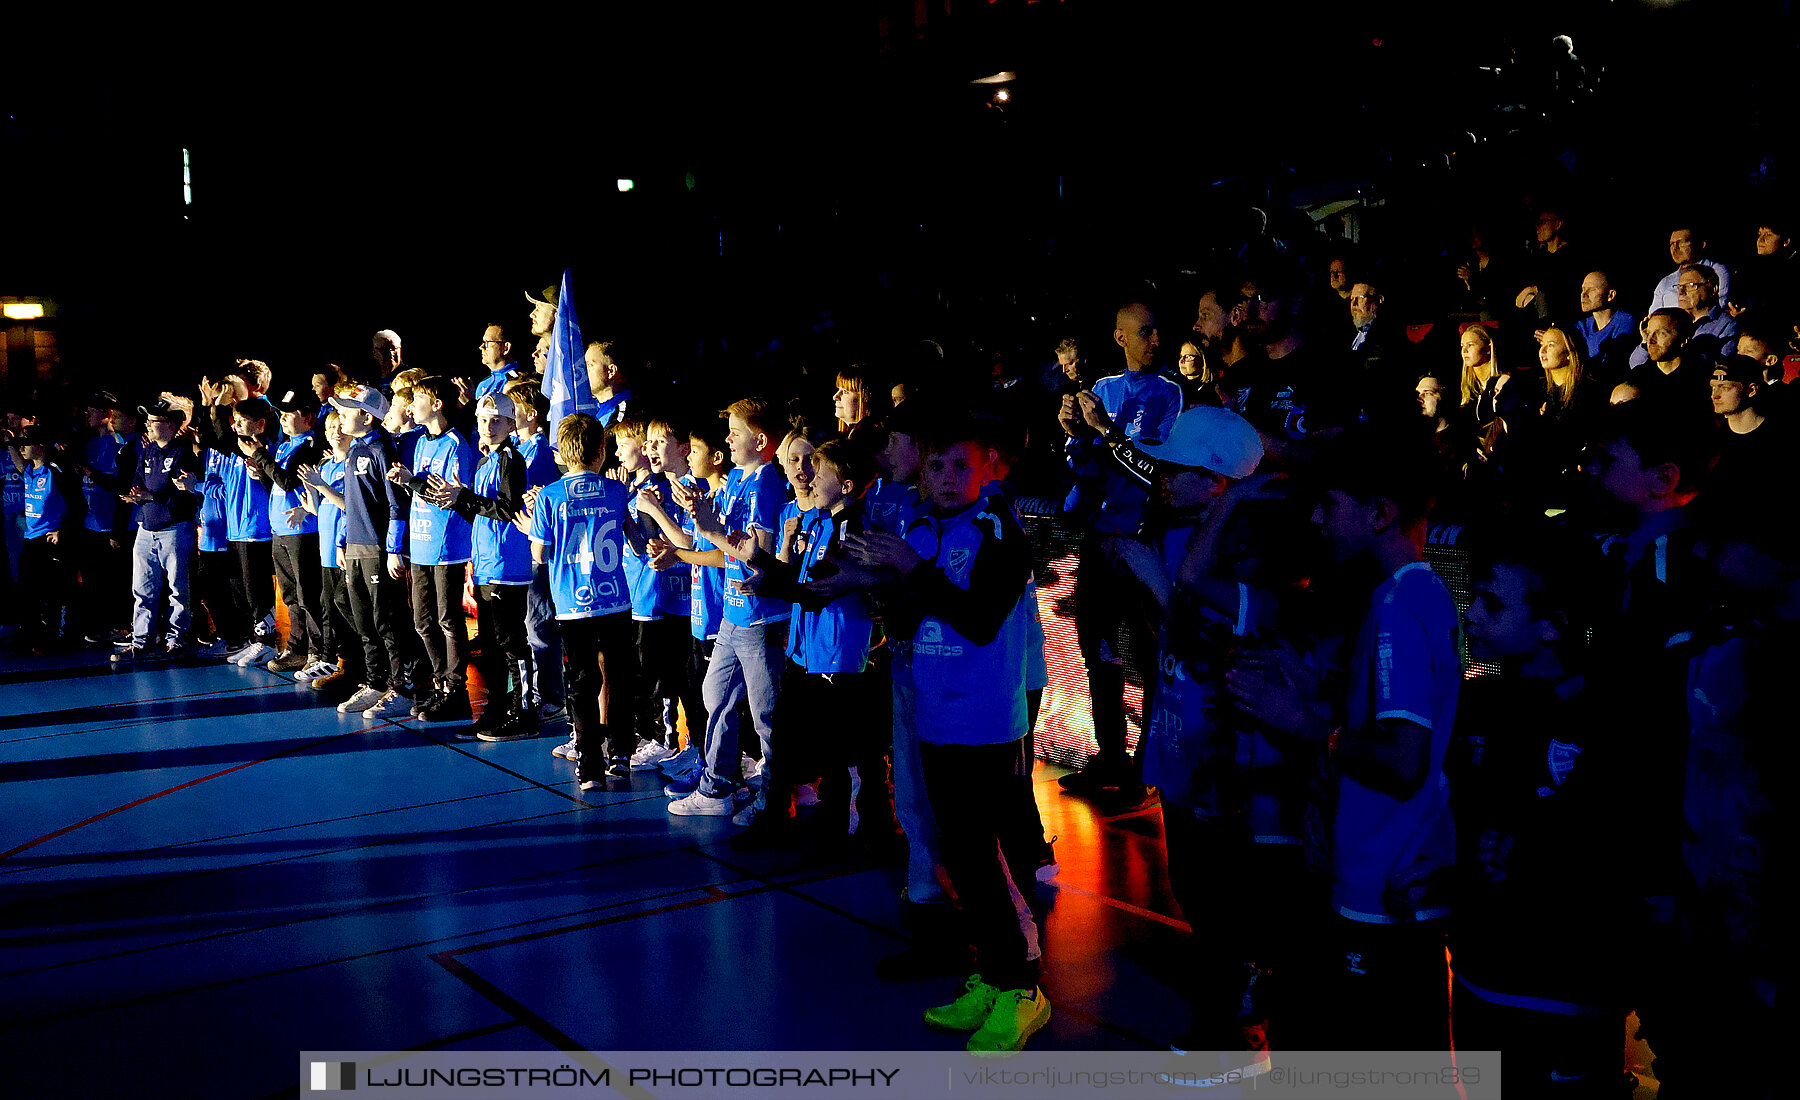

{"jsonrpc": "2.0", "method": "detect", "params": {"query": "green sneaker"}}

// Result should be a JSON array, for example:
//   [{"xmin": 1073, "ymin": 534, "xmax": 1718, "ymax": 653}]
[
  {"xmin": 923, "ymin": 974, "xmax": 1002, "ymax": 1032},
  {"xmin": 967, "ymin": 986, "xmax": 1052, "ymax": 1054}
]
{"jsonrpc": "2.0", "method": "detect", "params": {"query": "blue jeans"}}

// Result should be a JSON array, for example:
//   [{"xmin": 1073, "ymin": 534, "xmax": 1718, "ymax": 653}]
[
  {"xmin": 131, "ymin": 524, "xmax": 195, "ymax": 648},
  {"xmin": 698, "ymin": 619, "xmax": 785, "ymax": 802}
]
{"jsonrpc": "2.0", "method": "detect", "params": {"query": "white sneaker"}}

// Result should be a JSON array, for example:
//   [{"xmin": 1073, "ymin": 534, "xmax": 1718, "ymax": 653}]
[
  {"xmin": 551, "ymin": 736, "xmax": 580, "ymax": 760},
  {"xmin": 294, "ymin": 659, "xmax": 335, "ymax": 682},
  {"xmin": 222, "ymin": 642, "xmax": 257, "ymax": 664},
  {"xmin": 667, "ymin": 790, "xmax": 734, "ymax": 817},
  {"xmin": 337, "ymin": 685, "xmax": 383, "ymax": 714},
  {"xmin": 731, "ymin": 803, "xmax": 759, "ymax": 827},
  {"xmin": 630, "ymin": 740, "xmax": 676, "ymax": 770},
  {"xmin": 657, "ymin": 746, "xmax": 701, "ymax": 775},
  {"xmin": 362, "ymin": 689, "xmax": 413, "ymax": 720},
  {"xmin": 233, "ymin": 642, "xmax": 278, "ymax": 667}
]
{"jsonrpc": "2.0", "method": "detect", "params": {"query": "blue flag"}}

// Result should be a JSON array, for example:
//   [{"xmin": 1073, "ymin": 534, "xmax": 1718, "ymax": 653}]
[{"xmin": 541, "ymin": 267, "xmax": 595, "ymax": 443}]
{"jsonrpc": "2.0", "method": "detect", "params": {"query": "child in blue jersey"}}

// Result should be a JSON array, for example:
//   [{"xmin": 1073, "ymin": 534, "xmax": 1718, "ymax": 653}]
[
  {"xmin": 216, "ymin": 397, "xmax": 281, "ymax": 667},
  {"xmin": 193, "ymin": 442, "xmax": 248, "ymax": 655},
  {"xmin": 636, "ymin": 419, "xmax": 732, "ymax": 777},
  {"xmin": 665, "ymin": 397, "xmax": 789, "ymax": 818},
  {"xmin": 242, "ymin": 391, "xmax": 327, "ymax": 675},
  {"xmin": 528, "ymin": 414, "xmax": 636, "ymax": 791},
  {"xmin": 612, "ymin": 417, "xmax": 682, "ymax": 753},
  {"xmin": 423, "ymin": 392, "xmax": 536, "ymax": 740},
  {"xmin": 296, "ymin": 411, "xmax": 362, "ymax": 695},
  {"xmin": 389, "ymin": 377, "xmax": 478, "ymax": 723},
  {"xmin": 501, "ymin": 380, "xmax": 567, "ymax": 738},
  {"xmin": 9, "ymin": 427, "xmax": 81, "ymax": 651},
  {"xmin": 720, "ymin": 438, "xmax": 893, "ymax": 850},
  {"xmin": 72, "ymin": 392, "xmax": 136, "ymax": 643},
  {"xmin": 625, "ymin": 416, "xmax": 703, "ymax": 769},
  {"xmin": 826, "ymin": 418, "xmax": 1049, "ymax": 1053},
  {"xmin": 1226, "ymin": 426, "xmax": 1460, "ymax": 1054}
]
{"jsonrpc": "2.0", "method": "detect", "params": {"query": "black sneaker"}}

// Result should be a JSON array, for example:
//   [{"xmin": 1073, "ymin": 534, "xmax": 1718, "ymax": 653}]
[
  {"xmin": 419, "ymin": 690, "xmax": 472, "ymax": 723},
  {"xmin": 409, "ymin": 688, "xmax": 445, "ymax": 720},
  {"xmin": 477, "ymin": 706, "xmax": 540, "ymax": 742}
]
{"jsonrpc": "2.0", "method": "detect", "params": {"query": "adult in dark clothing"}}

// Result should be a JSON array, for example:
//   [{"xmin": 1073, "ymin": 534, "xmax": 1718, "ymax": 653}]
[
  {"xmin": 1626, "ymin": 309, "xmax": 1713, "ymax": 414},
  {"xmin": 1513, "ymin": 207, "xmax": 1586, "ymax": 327}
]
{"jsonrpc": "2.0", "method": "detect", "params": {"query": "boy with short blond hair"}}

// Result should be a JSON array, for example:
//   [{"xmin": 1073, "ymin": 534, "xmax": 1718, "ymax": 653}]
[{"xmin": 530, "ymin": 414, "xmax": 635, "ymax": 790}]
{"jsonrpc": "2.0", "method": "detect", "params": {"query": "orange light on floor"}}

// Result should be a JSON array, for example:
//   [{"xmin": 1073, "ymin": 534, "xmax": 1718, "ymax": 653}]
[{"xmin": 3, "ymin": 303, "xmax": 44, "ymax": 320}]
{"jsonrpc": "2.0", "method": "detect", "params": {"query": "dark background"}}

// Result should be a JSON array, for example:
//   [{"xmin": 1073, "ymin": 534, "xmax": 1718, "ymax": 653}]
[{"xmin": 4, "ymin": 0, "xmax": 1796, "ymax": 409}]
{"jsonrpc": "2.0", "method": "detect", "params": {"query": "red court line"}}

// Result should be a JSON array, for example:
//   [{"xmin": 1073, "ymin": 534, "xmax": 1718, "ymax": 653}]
[{"xmin": 0, "ymin": 728, "xmax": 372, "ymax": 860}]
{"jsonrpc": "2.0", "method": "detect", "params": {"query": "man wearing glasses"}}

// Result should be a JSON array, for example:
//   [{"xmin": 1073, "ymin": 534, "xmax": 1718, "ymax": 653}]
[
  {"xmin": 473, "ymin": 324, "xmax": 522, "ymax": 402},
  {"xmin": 1647, "ymin": 224, "xmax": 1732, "ymax": 314},
  {"xmin": 1629, "ymin": 265, "xmax": 1737, "ymax": 369},
  {"xmin": 113, "ymin": 400, "xmax": 205, "ymax": 662}
]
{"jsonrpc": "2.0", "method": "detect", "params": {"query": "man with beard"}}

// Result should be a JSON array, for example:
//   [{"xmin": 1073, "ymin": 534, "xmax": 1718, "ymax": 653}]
[
  {"xmin": 1627, "ymin": 309, "xmax": 1712, "ymax": 412},
  {"xmin": 1219, "ymin": 269, "xmax": 1340, "ymax": 465}
]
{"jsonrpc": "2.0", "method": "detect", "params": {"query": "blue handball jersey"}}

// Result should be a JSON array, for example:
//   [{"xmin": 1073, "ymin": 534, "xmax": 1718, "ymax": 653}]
[
  {"xmin": 222, "ymin": 444, "xmax": 273, "ymax": 543},
  {"xmin": 269, "ymin": 434, "xmax": 319, "ymax": 536},
  {"xmin": 681, "ymin": 475, "xmax": 725, "ymax": 640},
  {"xmin": 530, "ymin": 470, "xmax": 630, "ymax": 621},
  {"xmin": 515, "ymin": 432, "xmax": 561, "ymax": 489},
  {"xmin": 406, "ymin": 429, "xmax": 476, "ymax": 566},
  {"xmin": 623, "ymin": 474, "xmax": 664, "ymax": 621},
  {"xmin": 315, "ymin": 459, "xmax": 346, "ymax": 568},
  {"xmin": 470, "ymin": 448, "xmax": 532, "ymax": 585},
  {"xmin": 719, "ymin": 463, "xmax": 791, "ymax": 627},
  {"xmin": 82, "ymin": 433, "xmax": 127, "ymax": 533},
  {"xmin": 2, "ymin": 460, "xmax": 23, "ymax": 517},
  {"xmin": 198, "ymin": 449, "xmax": 231, "ymax": 552},
  {"xmin": 21, "ymin": 463, "xmax": 68, "ymax": 538}
]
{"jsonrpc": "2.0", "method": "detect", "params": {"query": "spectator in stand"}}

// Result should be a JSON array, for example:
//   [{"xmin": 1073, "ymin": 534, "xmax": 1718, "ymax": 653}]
[
  {"xmin": 1628, "ymin": 263, "xmax": 1737, "ymax": 369},
  {"xmin": 1648, "ymin": 223, "xmax": 1732, "ymax": 314},
  {"xmin": 1191, "ymin": 282, "xmax": 1251, "ymax": 385},
  {"xmin": 1574, "ymin": 270, "xmax": 1637, "ymax": 381},
  {"xmin": 1451, "ymin": 223, "xmax": 1508, "ymax": 318},
  {"xmin": 1730, "ymin": 219, "xmax": 1797, "ymax": 320},
  {"xmin": 1708, "ymin": 356, "xmax": 1789, "ymax": 505},
  {"xmin": 1514, "ymin": 206, "xmax": 1586, "ymax": 325},
  {"xmin": 1627, "ymin": 309, "xmax": 1712, "ymax": 410}
]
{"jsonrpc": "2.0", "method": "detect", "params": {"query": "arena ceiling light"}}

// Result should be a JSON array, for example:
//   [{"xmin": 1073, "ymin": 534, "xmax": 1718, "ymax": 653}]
[
  {"xmin": 970, "ymin": 71, "xmax": 1016, "ymax": 85},
  {"xmin": 3, "ymin": 303, "xmax": 44, "ymax": 320}
]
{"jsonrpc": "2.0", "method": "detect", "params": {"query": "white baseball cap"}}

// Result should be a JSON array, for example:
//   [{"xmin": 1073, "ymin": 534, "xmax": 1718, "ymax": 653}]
[
  {"xmin": 1133, "ymin": 406, "xmax": 1263, "ymax": 478},
  {"xmin": 328, "ymin": 384, "xmax": 391, "ymax": 420}
]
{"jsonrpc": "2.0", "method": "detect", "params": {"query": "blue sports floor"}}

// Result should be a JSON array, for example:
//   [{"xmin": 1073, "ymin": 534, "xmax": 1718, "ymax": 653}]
[{"xmin": 0, "ymin": 646, "xmax": 1193, "ymax": 1098}]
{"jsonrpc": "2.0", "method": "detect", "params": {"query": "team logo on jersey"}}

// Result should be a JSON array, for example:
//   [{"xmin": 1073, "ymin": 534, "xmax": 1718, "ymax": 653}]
[
  {"xmin": 1546, "ymin": 740, "xmax": 1583, "ymax": 788},
  {"xmin": 569, "ymin": 480, "xmax": 601, "ymax": 498},
  {"xmin": 356, "ymin": 457, "xmax": 371, "ymax": 475},
  {"xmin": 946, "ymin": 547, "xmax": 970, "ymax": 581},
  {"xmin": 162, "ymin": 457, "xmax": 174, "ymax": 471},
  {"xmin": 920, "ymin": 621, "xmax": 942, "ymax": 644},
  {"xmin": 1343, "ymin": 951, "xmax": 1368, "ymax": 976}
]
